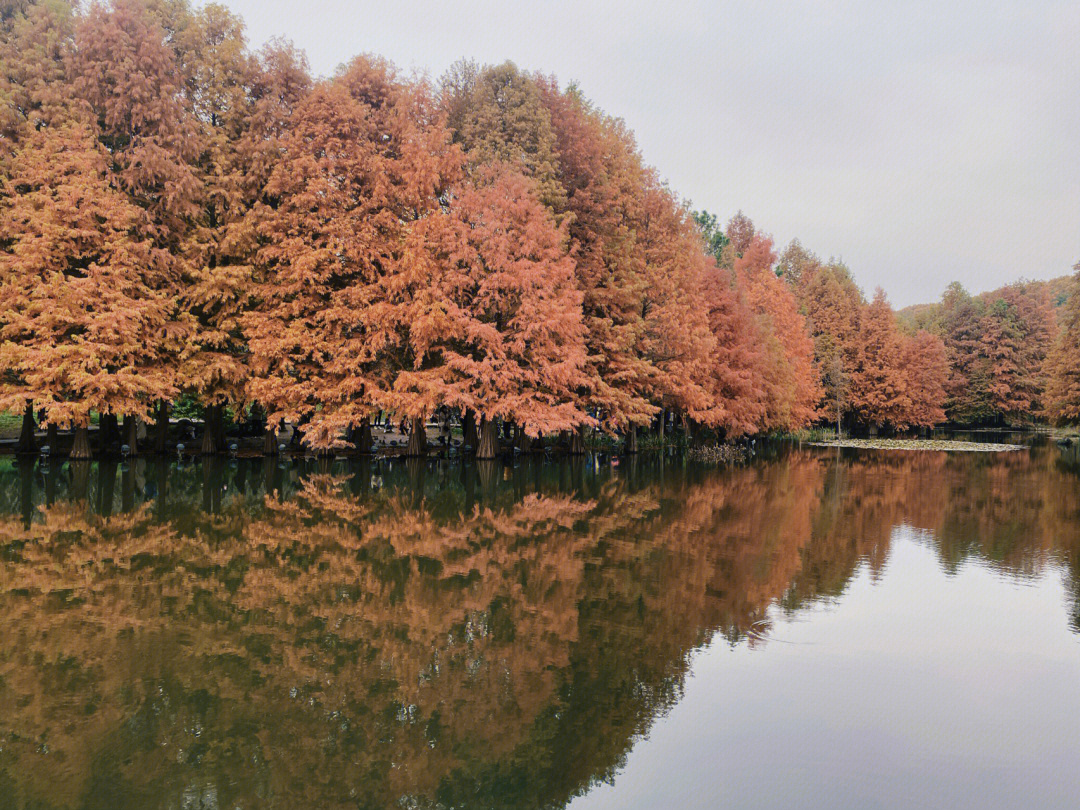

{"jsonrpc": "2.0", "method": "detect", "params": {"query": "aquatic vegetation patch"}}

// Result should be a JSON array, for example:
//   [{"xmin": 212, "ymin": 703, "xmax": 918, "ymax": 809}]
[
  {"xmin": 809, "ymin": 438, "xmax": 1023, "ymax": 452},
  {"xmin": 687, "ymin": 444, "xmax": 752, "ymax": 464}
]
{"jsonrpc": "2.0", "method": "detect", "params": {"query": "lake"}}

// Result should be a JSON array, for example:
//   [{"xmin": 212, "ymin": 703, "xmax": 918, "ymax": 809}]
[{"xmin": 1, "ymin": 439, "xmax": 1079, "ymax": 809}]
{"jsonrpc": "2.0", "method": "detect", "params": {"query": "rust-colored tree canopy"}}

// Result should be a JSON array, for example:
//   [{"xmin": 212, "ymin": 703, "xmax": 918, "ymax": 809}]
[
  {"xmin": 0, "ymin": 123, "xmax": 178, "ymax": 428},
  {"xmin": 1, "ymin": 0, "xmax": 1075, "ymax": 456},
  {"xmin": 730, "ymin": 229, "xmax": 820, "ymax": 432},
  {"xmin": 898, "ymin": 278, "xmax": 1063, "ymax": 426},
  {"xmin": 393, "ymin": 167, "xmax": 592, "ymax": 437},
  {"xmin": 1045, "ymin": 265, "xmax": 1080, "ymax": 424}
]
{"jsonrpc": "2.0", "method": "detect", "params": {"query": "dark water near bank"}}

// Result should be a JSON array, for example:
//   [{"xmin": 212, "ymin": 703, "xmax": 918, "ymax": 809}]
[{"xmin": 2, "ymin": 439, "xmax": 1080, "ymax": 809}]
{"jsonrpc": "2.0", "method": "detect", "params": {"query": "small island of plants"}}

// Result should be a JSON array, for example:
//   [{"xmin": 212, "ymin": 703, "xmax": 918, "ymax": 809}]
[{"xmin": 809, "ymin": 438, "xmax": 1023, "ymax": 452}]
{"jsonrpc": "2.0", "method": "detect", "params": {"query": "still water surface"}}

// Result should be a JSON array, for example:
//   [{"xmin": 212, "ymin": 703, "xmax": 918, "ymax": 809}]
[{"xmin": 2, "ymin": 440, "xmax": 1080, "ymax": 809}]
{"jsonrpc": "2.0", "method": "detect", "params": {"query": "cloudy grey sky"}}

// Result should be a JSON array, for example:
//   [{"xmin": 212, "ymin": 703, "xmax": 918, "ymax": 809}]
[{"xmin": 217, "ymin": 0, "xmax": 1078, "ymax": 307}]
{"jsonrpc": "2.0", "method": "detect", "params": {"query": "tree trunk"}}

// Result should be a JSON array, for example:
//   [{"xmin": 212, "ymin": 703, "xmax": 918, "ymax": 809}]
[
  {"xmin": 406, "ymin": 458, "xmax": 425, "ymax": 500},
  {"xmin": 463, "ymin": 409, "xmax": 478, "ymax": 450},
  {"xmin": 100, "ymin": 412, "xmax": 120, "ymax": 451},
  {"xmin": 153, "ymin": 400, "xmax": 170, "ymax": 454},
  {"xmin": 656, "ymin": 408, "xmax": 667, "ymax": 443},
  {"xmin": 477, "ymin": 458, "xmax": 499, "ymax": 494},
  {"xmin": 568, "ymin": 424, "xmax": 587, "ymax": 455},
  {"xmin": 46, "ymin": 423, "xmax": 58, "ymax": 454},
  {"xmin": 154, "ymin": 460, "xmax": 169, "ymax": 516},
  {"xmin": 17, "ymin": 457, "xmax": 32, "ymax": 525},
  {"xmin": 263, "ymin": 426, "xmax": 279, "ymax": 455},
  {"xmin": 44, "ymin": 461, "xmax": 58, "ymax": 505},
  {"xmin": 405, "ymin": 416, "xmax": 427, "ymax": 457},
  {"xmin": 353, "ymin": 417, "xmax": 374, "ymax": 454},
  {"xmin": 216, "ymin": 406, "xmax": 228, "ymax": 449},
  {"xmin": 70, "ymin": 425, "xmax": 92, "ymax": 460},
  {"xmin": 201, "ymin": 459, "xmax": 222, "ymax": 513},
  {"xmin": 516, "ymin": 426, "xmax": 534, "ymax": 454},
  {"xmin": 477, "ymin": 418, "xmax": 499, "ymax": 460},
  {"xmin": 97, "ymin": 461, "xmax": 116, "ymax": 517},
  {"xmin": 123, "ymin": 414, "xmax": 139, "ymax": 456},
  {"xmin": 121, "ymin": 463, "xmax": 135, "ymax": 512},
  {"xmin": 681, "ymin": 413, "xmax": 693, "ymax": 442},
  {"xmin": 71, "ymin": 459, "xmax": 91, "ymax": 500},
  {"xmin": 261, "ymin": 456, "xmax": 276, "ymax": 497},
  {"xmin": 16, "ymin": 401, "xmax": 36, "ymax": 454},
  {"xmin": 201, "ymin": 404, "xmax": 220, "ymax": 455},
  {"xmin": 625, "ymin": 423, "xmax": 638, "ymax": 454}
]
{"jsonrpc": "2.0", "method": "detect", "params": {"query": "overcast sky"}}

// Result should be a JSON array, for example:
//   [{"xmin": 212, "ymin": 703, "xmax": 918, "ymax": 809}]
[{"xmin": 216, "ymin": 0, "xmax": 1078, "ymax": 307}]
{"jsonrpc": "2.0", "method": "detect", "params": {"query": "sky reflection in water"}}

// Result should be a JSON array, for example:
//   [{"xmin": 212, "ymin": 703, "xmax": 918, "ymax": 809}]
[{"xmin": 1, "ymin": 441, "xmax": 1079, "ymax": 809}]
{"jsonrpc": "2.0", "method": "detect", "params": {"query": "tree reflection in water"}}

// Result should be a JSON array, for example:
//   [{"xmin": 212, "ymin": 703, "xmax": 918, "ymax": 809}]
[{"xmin": 0, "ymin": 442, "xmax": 1078, "ymax": 809}]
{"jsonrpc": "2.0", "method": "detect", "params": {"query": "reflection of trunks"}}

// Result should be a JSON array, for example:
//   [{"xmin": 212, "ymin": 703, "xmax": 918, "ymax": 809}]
[{"xmin": 0, "ymin": 440, "xmax": 1072, "ymax": 809}]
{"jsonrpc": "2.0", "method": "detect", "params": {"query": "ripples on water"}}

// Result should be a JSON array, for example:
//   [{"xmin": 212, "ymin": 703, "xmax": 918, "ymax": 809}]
[{"xmin": 2, "ymin": 440, "xmax": 1080, "ymax": 809}]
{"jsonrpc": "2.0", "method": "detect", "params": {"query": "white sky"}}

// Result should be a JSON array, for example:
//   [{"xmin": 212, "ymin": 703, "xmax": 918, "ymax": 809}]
[{"xmin": 215, "ymin": 0, "xmax": 1080, "ymax": 307}]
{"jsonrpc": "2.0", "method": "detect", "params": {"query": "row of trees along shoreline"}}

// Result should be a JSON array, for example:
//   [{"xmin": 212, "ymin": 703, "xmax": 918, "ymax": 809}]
[{"xmin": 2, "ymin": 0, "xmax": 1079, "ymax": 459}]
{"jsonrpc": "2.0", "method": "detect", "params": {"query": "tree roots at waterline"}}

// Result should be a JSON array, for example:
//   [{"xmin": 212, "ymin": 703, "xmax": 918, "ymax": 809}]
[{"xmin": 5, "ymin": 411, "xmax": 714, "ymax": 460}]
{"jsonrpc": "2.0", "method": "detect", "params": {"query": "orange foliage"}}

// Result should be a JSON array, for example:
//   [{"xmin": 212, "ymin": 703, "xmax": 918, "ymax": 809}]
[
  {"xmin": 1045, "ymin": 265, "xmax": 1080, "ymax": 423},
  {"xmin": 537, "ymin": 78, "xmax": 658, "ymax": 430},
  {"xmin": 0, "ymin": 124, "xmax": 178, "ymax": 427},
  {"xmin": 241, "ymin": 57, "xmax": 459, "ymax": 447},
  {"xmin": 391, "ymin": 167, "xmax": 592, "ymax": 436},
  {"xmin": 732, "ymin": 231, "xmax": 821, "ymax": 431},
  {"xmin": 901, "ymin": 330, "xmax": 949, "ymax": 428},
  {"xmin": 850, "ymin": 289, "xmax": 912, "ymax": 429},
  {"xmin": 1, "ymin": 0, "xmax": 1042, "ymax": 443}
]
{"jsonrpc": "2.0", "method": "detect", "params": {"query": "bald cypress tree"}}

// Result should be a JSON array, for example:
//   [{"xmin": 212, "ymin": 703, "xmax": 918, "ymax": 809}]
[{"xmin": 0, "ymin": 124, "xmax": 175, "ymax": 457}]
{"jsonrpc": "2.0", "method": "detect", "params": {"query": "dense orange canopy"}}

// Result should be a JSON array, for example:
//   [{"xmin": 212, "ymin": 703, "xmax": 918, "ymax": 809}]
[
  {"xmin": 0, "ymin": 123, "xmax": 177, "ymax": 427},
  {"xmin": 242, "ymin": 57, "xmax": 460, "ymax": 448},
  {"xmin": 732, "ymin": 231, "xmax": 820, "ymax": 431},
  {"xmin": 1045, "ymin": 266, "xmax": 1080, "ymax": 424},
  {"xmin": 390, "ymin": 168, "xmax": 592, "ymax": 436},
  {"xmin": 850, "ymin": 289, "xmax": 912, "ymax": 430},
  {"xmin": 3, "ymin": 0, "xmax": 1059, "ymax": 450}
]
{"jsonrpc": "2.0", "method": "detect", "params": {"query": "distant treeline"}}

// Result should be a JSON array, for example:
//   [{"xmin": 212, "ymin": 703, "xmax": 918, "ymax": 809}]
[
  {"xmin": 783, "ymin": 248, "xmax": 1080, "ymax": 432},
  {"xmin": 1, "ymin": 0, "xmax": 1077, "ymax": 459},
  {"xmin": 899, "ymin": 274, "xmax": 1080, "ymax": 426}
]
